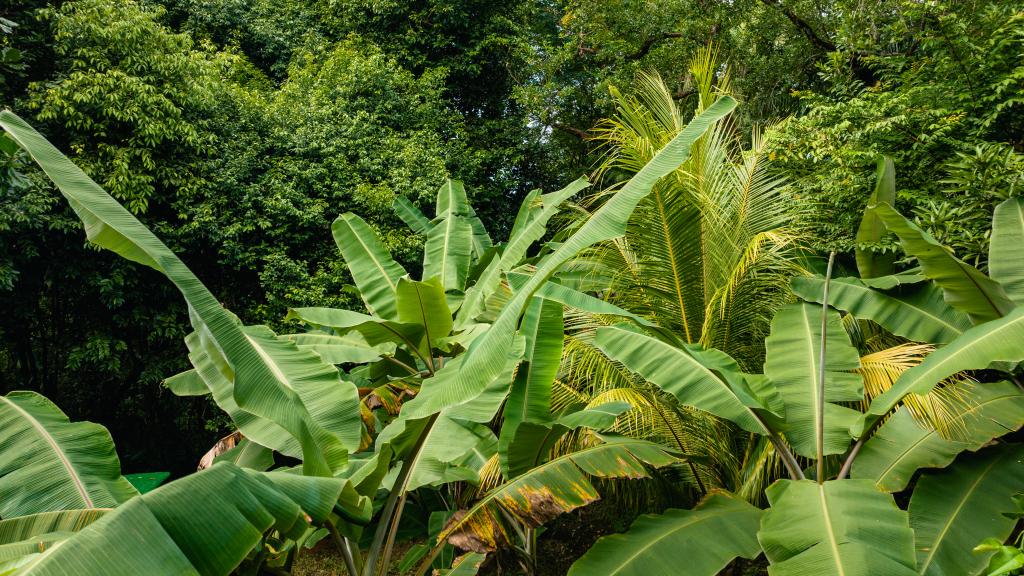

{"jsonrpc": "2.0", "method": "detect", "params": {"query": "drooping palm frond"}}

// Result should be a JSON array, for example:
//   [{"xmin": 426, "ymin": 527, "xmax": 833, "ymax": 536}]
[{"xmin": 857, "ymin": 343, "xmax": 974, "ymax": 439}]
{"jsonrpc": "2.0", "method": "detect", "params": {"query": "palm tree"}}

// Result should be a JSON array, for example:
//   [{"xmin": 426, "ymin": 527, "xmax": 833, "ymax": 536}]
[{"xmin": 557, "ymin": 46, "xmax": 806, "ymax": 500}]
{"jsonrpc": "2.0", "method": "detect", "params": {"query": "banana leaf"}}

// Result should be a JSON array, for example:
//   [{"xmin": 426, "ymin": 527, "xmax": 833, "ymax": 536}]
[
  {"xmin": 910, "ymin": 444, "xmax": 1024, "ymax": 576},
  {"xmin": 0, "ymin": 509, "xmax": 108, "ymax": 561},
  {"xmin": 331, "ymin": 213, "xmax": 407, "ymax": 320},
  {"xmin": 758, "ymin": 479, "xmax": 917, "ymax": 576},
  {"xmin": 855, "ymin": 156, "xmax": 897, "ymax": 278},
  {"xmin": 763, "ymin": 303, "xmax": 862, "ymax": 457},
  {"xmin": 6, "ymin": 463, "xmax": 368, "ymax": 575},
  {"xmin": 568, "ymin": 493, "xmax": 762, "ymax": 576},
  {"xmin": 792, "ymin": 278, "xmax": 970, "ymax": 344},
  {"xmin": 0, "ymin": 391, "xmax": 137, "ymax": 518},
  {"xmin": 594, "ymin": 325, "xmax": 778, "ymax": 435},
  {"xmin": 869, "ymin": 203, "xmax": 1014, "ymax": 323},
  {"xmin": 989, "ymin": 197, "xmax": 1024, "ymax": 305}
]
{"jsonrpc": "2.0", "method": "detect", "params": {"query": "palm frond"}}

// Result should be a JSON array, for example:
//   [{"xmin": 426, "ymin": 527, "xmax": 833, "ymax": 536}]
[{"xmin": 857, "ymin": 343, "xmax": 974, "ymax": 438}]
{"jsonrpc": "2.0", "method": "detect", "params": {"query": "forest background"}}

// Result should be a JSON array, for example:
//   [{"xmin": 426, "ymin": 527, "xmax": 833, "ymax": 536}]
[{"xmin": 1, "ymin": 0, "xmax": 1022, "ymax": 475}]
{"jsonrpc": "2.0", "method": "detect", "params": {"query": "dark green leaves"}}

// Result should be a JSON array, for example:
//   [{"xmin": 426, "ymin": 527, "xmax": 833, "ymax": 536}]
[{"xmin": 910, "ymin": 444, "xmax": 1024, "ymax": 576}]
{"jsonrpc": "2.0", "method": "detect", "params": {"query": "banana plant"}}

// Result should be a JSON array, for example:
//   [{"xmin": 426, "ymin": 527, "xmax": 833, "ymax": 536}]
[
  {"xmin": 0, "ymin": 388, "xmax": 372, "ymax": 574},
  {"xmin": 0, "ymin": 96, "xmax": 735, "ymax": 575},
  {"xmin": 567, "ymin": 169, "xmax": 1024, "ymax": 575}
]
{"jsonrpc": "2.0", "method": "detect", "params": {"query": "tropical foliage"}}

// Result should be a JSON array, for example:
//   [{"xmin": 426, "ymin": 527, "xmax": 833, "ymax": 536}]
[
  {"xmin": 566, "ymin": 166, "xmax": 1024, "ymax": 576},
  {"xmin": 0, "ymin": 99, "xmax": 738, "ymax": 574},
  {"xmin": 2, "ymin": 1, "xmax": 1023, "ymax": 574}
]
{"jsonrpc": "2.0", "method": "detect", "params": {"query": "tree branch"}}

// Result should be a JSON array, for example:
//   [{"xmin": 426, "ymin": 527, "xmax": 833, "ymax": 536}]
[
  {"xmin": 630, "ymin": 32, "xmax": 684, "ymax": 61},
  {"xmin": 759, "ymin": 0, "xmax": 878, "ymax": 85},
  {"xmin": 575, "ymin": 31, "xmax": 685, "ymax": 62},
  {"xmin": 552, "ymin": 122, "xmax": 591, "ymax": 141},
  {"xmin": 759, "ymin": 0, "xmax": 836, "ymax": 53}
]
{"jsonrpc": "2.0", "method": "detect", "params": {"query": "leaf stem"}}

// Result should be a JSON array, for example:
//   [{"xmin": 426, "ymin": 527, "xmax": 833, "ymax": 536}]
[
  {"xmin": 816, "ymin": 251, "xmax": 836, "ymax": 484},
  {"xmin": 769, "ymin": 434, "xmax": 805, "ymax": 480},
  {"xmin": 329, "ymin": 522, "xmax": 360, "ymax": 576},
  {"xmin": 383, "ymin": 355, "xmax": 420, "ymax": 376},
  {"xmin": 837, "ymin": 417, "xmax": 881, "ymax": 480},
  {"xmin": 365, "ymin": 413, "xmax": 439, "ymax": 576}
]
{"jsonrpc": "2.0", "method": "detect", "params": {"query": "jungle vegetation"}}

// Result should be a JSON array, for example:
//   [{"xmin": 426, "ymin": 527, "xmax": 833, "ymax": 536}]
[{"xmin": 1, "ymin": 0, "xmax": 1023, "ymax": 575}]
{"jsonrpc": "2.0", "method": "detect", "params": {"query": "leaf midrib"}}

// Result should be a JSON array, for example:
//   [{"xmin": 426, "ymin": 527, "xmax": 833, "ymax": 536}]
[{"xmin": 818, "ymin": 484, "xmax": 847, "ymax": 576}]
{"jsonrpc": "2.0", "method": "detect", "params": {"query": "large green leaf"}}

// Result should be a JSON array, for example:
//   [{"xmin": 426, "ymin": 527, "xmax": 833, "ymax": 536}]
[
  {"xmin": 8, "ymin": 463, "xmax": 367, "ymax": 575},
  {"xmin": 869, "ymin": 203, "xmax": 1015, "ymax": 323},
  {"xmin": 498, "ymin": 296, "xmax": 564, "ymax": 465},
  {"xmin": 284, "ymin": 332, "xmax": 396, "ymax": 364},
  {"xmin": 436, "ymin": 179, "xmax": 472, "ymax": 218},
  {"xmin": 500, "ymin": 403, "xmax": 630, "ymax": 480},
  {"xmin": 239, "ymin": 326, "xmax": 363, "ymax": 455},
  {"xmin": 0, "ymin": 392, "xmax": 137, "ymax": 518},
  {"xmin": 0, "ymin": 509, "xmax": 108, "ymax": 562},
  {"xmin": 855, "ymin": 156, "xmax": 897, "ymax": 278},
  {"xmin": 396, "ymin": 277, "xmax": 453, "ymax": 358},
  {"xmin": 852, "ymin": 382, "xmax": 1024, "ymax": 492},
  {"xmin": 440, "ymin": 437, "xmax": 679, "ymax": 553},
  {"xmin": 910, "ymin": 444, "xmax": 1024, "ymax": 576},
  {"xmin": 763, "ymin": 303, "xmax": 863, "ymax": 457},
  {"xmin": 402, "ymin": 97, "xmax": 736, "ymax": 418},
  {"xmin": 864, "ymin": 304, "xmax": 1024, "ymax": 426},
  {"xmin": 792, "ymin": 277, "xmax": 970, "ymax": 344},
  {"xmin": 457, "ymin": 178, "xmax": 590, "ymax": 327},
  {"xmin": 286, "ymin": 307, "xmax": 425, "ymax": 363},
  {"xmin": 499, "ymin": 179, "xmax": 590, "ymax": 271},
  {"xmin": 534, "ymin": 280, "xmax": 653, "ymax": 327},
  {"xmin": 758, "ymin": 479, "xmax": 917, "ymax": 576},
  {"xmin": 0, "ymin": 111, "xmax": 358, "ymax": 475},
  {"xmin": 568, "ymin": 493, "xmax": 762, "ymax": 576},
  {"xmin": 423, "ymin": 214, "xmax": 474, "ymax": 296},
  {"xmin": 593, "ymin": 326, "xmax": 775, "ymax": 435},
  {"xmin": 332, "ymin": 213, "xmax": 407, "ymax": 320},
  {"xmin": 182, "ymin": 330, "xmax": 301, "ymax": 459},
  {"xmin": 393, "ymin": 195, "xmax": 432, "ymax": 234},
  {"xmin": 989, "ymin": 197, "xmax": 1024, "ymax": 305}
]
